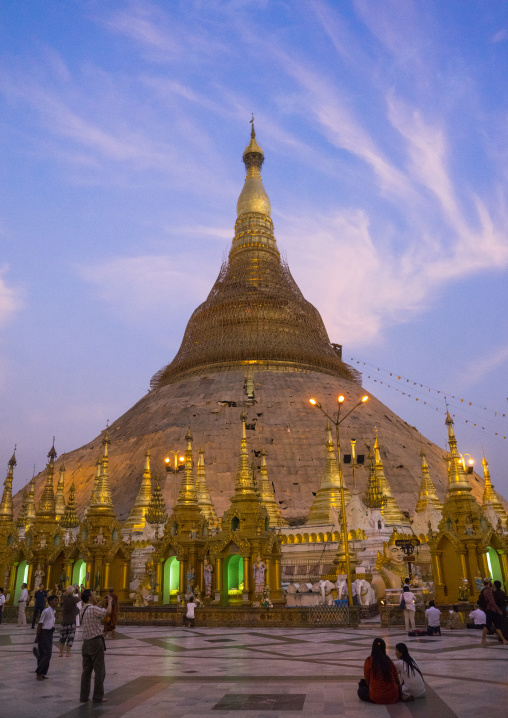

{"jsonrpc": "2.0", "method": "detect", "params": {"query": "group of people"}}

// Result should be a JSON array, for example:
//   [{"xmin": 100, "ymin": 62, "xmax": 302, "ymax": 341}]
[
  {"xmin": 31, "ymin": 585, "xmax": 119, "ymax": 702},
  {"xmin": 359, "ymin": 638, "xmax": 425, "ymax": 704}
]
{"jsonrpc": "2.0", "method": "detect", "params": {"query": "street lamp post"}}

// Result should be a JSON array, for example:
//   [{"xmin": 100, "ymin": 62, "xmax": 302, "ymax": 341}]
[
  {"xmin": 309, "ymin": 394, "xmax": 369, "ymax": 606},
  {"xmin": 165, "ymin": 451, "xmax": 185, "ymax": 507}
]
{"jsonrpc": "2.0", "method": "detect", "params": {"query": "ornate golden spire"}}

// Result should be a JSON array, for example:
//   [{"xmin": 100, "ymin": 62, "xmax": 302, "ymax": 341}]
[
  {"xmin": 85, "ymin": 459, "xmax": 102, "ymax": 516},
  {"xmin": 363, "ymin": 446, "xmax": 385, "ymax": 509},
  {"xmin": 176, "ymin": 429, "xmax": 198, "ymax": 506},
  {"xmin": 26, "ymin": 471, "xmax": 36, "ymax": 523},
  {"xmin": 146, "ymin": 474, "xmax": 168, "ymax": 526},
  {"xmin": 150, "ymin": 123, "xmax": 359, "ymax": 388},
  {"xmin": 0, "ymin": 449, "xmax": 16, "ymax": 522},
  {"xmin": 125, "ymin": 448, "xmax": 153, "ymax": 531},
  {"xmin": 54, "ymin": 462, "xmax": 66, "ymax": 519},
  {"xmin": 415, "ymin": 451, "xmax": 443, "ymax": 513},
  {"xmin": 196, "ymin": 448, "xmax": 218, "ymax": 526},
  {"xmin": 445, "ymin": 412, "xmax": 472, "ymax": 496},
  {"xmin": 37, "ymin": 439, "xmax": 57, "ymax": 521},
  {"xmin": 234, "ymin": 411, "xmax": 257, "ymax": 496},
  {"xmin": 481, "ymin": 453, "xmax": 508, "ymax": 525},
  {"xmin": 374, "ymin": 436, "xmax": 408, "ymax": 526},
  {"xmin": 306, "ymin": 422, "xmax": 351, "ymax": 525},
  {"xmin": 16, "ymin": 488, "xmax": 28, "ymax": 529},
  {"xmin": 258, "ymin": 448, "xmax": 288, "ymax": 527},
  {"xmin": 87, "ymin": 430, "xmax": 115, "ymax": 518},
  {"xmin": 61, "ymin": 482, "xmax": 80, "ymax": 529}
]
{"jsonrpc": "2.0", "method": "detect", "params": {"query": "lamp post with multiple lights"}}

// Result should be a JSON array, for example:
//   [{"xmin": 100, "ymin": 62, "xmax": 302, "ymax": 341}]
[
  {"xmin": 165, "ymin": 451, "xmax": 185, "ymax": 507},
  {"xmin": 309, "ymin": 393, "xmax": 369, "ymax": 606}
]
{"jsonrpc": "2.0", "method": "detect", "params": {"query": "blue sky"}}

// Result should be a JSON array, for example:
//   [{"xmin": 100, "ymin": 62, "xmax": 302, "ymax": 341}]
[{"xmin": 1, "ymin": 0, "xmax": 507, "ymax": 498}]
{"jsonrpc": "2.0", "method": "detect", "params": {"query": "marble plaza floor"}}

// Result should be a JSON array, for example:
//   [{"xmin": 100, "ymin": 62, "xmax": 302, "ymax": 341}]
[{"xmin": 1, "ymin": 622, "xmax": 507, "ymax": 717}]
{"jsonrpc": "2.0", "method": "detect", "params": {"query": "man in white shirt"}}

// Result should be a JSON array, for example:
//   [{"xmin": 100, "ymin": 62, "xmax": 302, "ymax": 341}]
[
  {"xmin": 80, "ymin": 589, "xmax": 112, "ymax": 704},
  {"xmin": 0, "ymin": 587, "xmax": 6, "ymax": 624},
  {"xmin": 18, "ymin": 583, "xmax": 29, "ymax": 626},
  {"xmin": 468, "ymin": 606, "xmax": 487, "ymax": 628},
  {"xmin": 34, "ymin": 594, "xmax": 58, "ymax": 680},
  {"xmin": 425, "ymin": 600, "xmax": 441, "ymax": 636}
]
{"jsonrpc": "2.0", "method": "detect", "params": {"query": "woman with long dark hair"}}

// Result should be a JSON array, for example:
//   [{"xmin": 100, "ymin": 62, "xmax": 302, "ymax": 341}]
[
  {"xmin": 394, "ymin": 643, "xmax": 425, "ymax": 700},
  {"xmin": 358, "ymin": 637, "xmax": 399, "ymax": 704}
]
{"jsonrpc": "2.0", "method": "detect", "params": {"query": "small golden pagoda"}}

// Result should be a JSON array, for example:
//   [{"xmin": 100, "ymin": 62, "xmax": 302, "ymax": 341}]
[
  {"xmin": 61, "ymin": 483, "xmax": 80, "ymax": 530},
  {"xmin": 306, "ymin": 423, "xmax": 351, "ymax": 525},
  {"xmin": 429, "ymin": 413, "xmax": 507, "ymax": 603},
  {"xmin": 124, "ymin": 449, "xmax": 153, "ymax": 531},
  {"xmin": 26, "ymin": 473, "xmax": 36, "ymax": 524},
  {"xmin": 481, "ymin": 453, "xmax": 508, "ymax": 529},
  {"xmin": 196, "ymin": 448, "xmax": 218, "ymax": 528},
  {"xmin": 415, "ymin": 451, "xmax": 443, "ymax": 513},
  {"xmin": 205, "ymin": 412, "xmax": 283, "ymax": 605},
  {"xmin": 374, "ymin": 437, "xmax": 409, "ymax": 527},
  {"xmin": 257, "ymin": 448, "xmax": 288, "ymax": 527},
  {"xmin": 145, "ymin": 475, "xmax": 168, "ymax": 527},
  {"xmin": 54, "ymin": 462, "xmax": 66, "ymax": 520}
]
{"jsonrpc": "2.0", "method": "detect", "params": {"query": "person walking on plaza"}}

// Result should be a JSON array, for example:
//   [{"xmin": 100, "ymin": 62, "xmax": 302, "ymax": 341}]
[
  {"xmin": 80, "ymin": 589, "xmax": 112, "ymax": 704},
  {"xmin": 32, "ymin": 583, "xmax": 48, "ymax": 629},
  {"xmin": 59, "ymin": 586, "xmax": 79, "ymax": 657},
  {"xmin": 183, "ymin": 596, "xmax": 195, "ymax": 627},
  {"xmin": 400, "ymin": 585, "xmax": 417, "ymax": 632},
  {"xmin": 358, "ymin": 637, "xmax": 400, "ymax": 704},
  {"xmin": 34, "ymin": 594, "xmax": 58, "ymax": 680},
  {"xmin": 425, "ymin": 600, "xmax": 441, "ymax": 636},
  {"xmin": 103, "ymin": 588, "xmax": 119, "ymax": 639},
  {"xmin": 18, "ymin": 582, "xmax": 29, "ymax": 626},
  {"xmin": 0, "ymin": 587, "xmax": 5, "ymax": 624},
  {"xmin": 480, "ymin": 578, "xmax": 508, "ymax": 646},
  {"xmin": 394, "ymin": 642, "xmax": 425, "ymax": 701},
  {"xmin": 492, "ymin": 580, "xmax": 508, "ymax": 640}
]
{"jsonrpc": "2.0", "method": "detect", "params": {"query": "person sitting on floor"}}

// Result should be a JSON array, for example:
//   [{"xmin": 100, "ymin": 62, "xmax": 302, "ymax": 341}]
[
  {"xmin": 446, "ymin": 605, "xmax": 464, "ymax": 629},
  {"xmin": 358, "ymin": 637, "xmax": 400, "ymax": 704},
  {"xmin": 425, "ymin": 600, "xmax": 441, "ymax": 636},
  {"xmin": 183, "ymin": 596, "xmax": 195, "ymax": 628},
  {"xmin": 467, "ymin": 604, "xmax": 487, "ymax": 629},
  {"xmin": 394, "ymin": 642, "xmax": 425, "ymax": 701}
]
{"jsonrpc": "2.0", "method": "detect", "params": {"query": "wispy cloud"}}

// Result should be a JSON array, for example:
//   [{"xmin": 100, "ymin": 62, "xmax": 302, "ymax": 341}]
[
  {"xmin": 0, "ymin": 266, "xmax": 22, "ymax": 328},
  {"xmin": 461, "ymin": 344, "xmax": 508, "ymax": 386}
]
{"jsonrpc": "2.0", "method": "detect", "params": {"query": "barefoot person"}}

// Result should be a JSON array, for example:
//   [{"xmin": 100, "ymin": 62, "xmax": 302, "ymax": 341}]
[
  {"xmin": 34, "ymin": 594, "xmax": 59, "ymax": 681},
  {"xmin": 394, "ymin": 643, "xmax": 425, "ymax": 700},
  {"xmin": 80, "ymin": 589, "xmax": 112, "ymax": 704},
  {"xmin": 480, "ymin": 578, "xmax": 508, "ymax": 646},
  {"xmin": 358, "ymin": 637, "xmax": 400, "ymax": 704}
]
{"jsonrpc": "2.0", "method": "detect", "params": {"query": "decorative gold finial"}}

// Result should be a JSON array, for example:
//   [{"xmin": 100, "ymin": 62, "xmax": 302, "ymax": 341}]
[
  {"xmin": 306, "ymin": 420, "xmax": 351, "ymax": 524},
  {"xmin": 196, "ymin": 447, "xmax": 218, "ymax": 527},
  {"xmin": 61, "ymin": 482, "xmax": 80, "ymax": 529}
]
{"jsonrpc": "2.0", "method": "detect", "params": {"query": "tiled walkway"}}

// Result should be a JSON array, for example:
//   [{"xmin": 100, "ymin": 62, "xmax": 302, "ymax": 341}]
[{"xmin": 1, "ymin": 623, "xmax": 507, "ymax": 717}]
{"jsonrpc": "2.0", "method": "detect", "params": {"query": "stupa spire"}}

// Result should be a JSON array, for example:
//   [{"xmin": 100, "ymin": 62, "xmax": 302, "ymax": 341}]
[
  {"xmin": 61, "ymin": 482, "xmax": 80, "ymax": 529},
  {"xmin": 16, "ymin": 488, "xmax": 29, "ymax": 529},
  {"xmin": 37, "ymin": 439, "xmax": 57, "ymax": 520},
  {"xmin": 146, "ymin": 474, "xmax": 168, "ymax": 527},
  {"xmin": 258, "ymin": 447, "xmax": 288, "ymax": 527},
  {"xmin": 415, "ymin": 451, "xmax": 443, "ymax": 513},
  {"xmin": 176, "ymin": 429, "xmax": 198, "ymax": 506},
  {"xmin": 26, "ymin": 470, "xmax": 36, "ymax": 523},
  {"xmin": 0, "ymin": 448, "xmax": 16, "ymax": 522},
  {"xmin": 54, "ymin": 462, "xmax": 66, "ymax": 519},
  {"xmin": 481, "ymin": 453, "xmax": 507, "ymax": 525},
  {"xmin": 374, "ymin": 436, "xmax": 408, "ymax": 526},
  {"xmin": 444, "ymin": 413, "xmax": 472, "ymax": 495},
  {"xmin": 306, "ymin": 422, "xmax": 351, "ymax": 525},
  {"xmin": 234, "ymin": 411, "xmax": 257, "ymax": 496},
  {"xmin": 87, "ymin": 430, "xmax": 115, "ymax": 517},
  {"xmin": 150, "ymin": 122, "xmax": 358, "ymax": 387},
  {"xmin": 196, "ymin": 448, "xmax": 218, "ymax": 526},
  {"xmin": 125, "ymin": 448, "xmax": 153, "ymax": 530},
  {"xmin": 363, "ymin": 446, "xmax": 385, "ymax": 509}
]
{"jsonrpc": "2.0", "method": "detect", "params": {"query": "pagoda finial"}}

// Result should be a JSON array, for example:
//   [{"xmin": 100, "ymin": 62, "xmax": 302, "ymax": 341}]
[
  {"xmin": 125, "ymin": 448, "xmax": 153, "ymax": 531},
  {"xmin": 415, "ymin": 451, "xmax": 443, "ymax": 513},
  {"xmin": 16, "ymin": 488, "xmax": 28, "ymax": 529},
  {"xmin": 146, "ymin": 474, "xmax": 168, "ymax": 527},
  {"xmin": 87, "ymin": 438, "xmax": 115, "ymax": 518},
  {"xmin": 0, "ymin": 450, "xmax": 16, "ymax": 522},
  {"xmin": 26, "ymin": 473, "xmax": 36, "ymax": 523},
  {"xmin": 37, "ymin": 439, "xmax": 58, "ymax": 521},
  {"xmin": 176, "ymin": 428, "xmax": 198, "ymax": 506},
  {"xmin": 54, "ymin": 462, "xmax": 66, "ymax": 519},
  {"xmin": 61, "ymin": 482, "xmax": 80, "ymax": 529},
  {"xmin": 363, "ymin": 445, "xmax": 385, "ymax": 510},
  {"xmin": 373, "ymin": 435, "xmax": 409, "ymax": 526},
  {"xmin": 196, "ymin": 447, "xmax": 218, "ymax": 527},
  {"xmin": 234, "ymin": 412, "xmax": 256, "ymax": 495},
  {"xmin": 237, "ymin": 119, "xmax": 270, "ymax": 218},
  {"xmin": 257, "ymin": 447, "xmax": 288, "ymax": 527},
  {"xmin": 444, "ymin": 413, "xmax": 472, "ymax": 495},
  {"xmin": 306, "ymin": 421, "xmax": 351, "ymax": 525}
]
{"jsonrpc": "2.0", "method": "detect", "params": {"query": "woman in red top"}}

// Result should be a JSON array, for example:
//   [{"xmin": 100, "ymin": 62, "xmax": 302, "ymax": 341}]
[{"xmin": 358, "ymin": 637, "xmax": 400, "ymax": 704}]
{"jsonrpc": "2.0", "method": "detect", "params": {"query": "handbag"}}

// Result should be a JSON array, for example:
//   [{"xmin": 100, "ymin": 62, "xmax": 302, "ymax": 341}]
[{"xmin": 399, "ymin": 596, "xmax": 406, "ymax": 610}]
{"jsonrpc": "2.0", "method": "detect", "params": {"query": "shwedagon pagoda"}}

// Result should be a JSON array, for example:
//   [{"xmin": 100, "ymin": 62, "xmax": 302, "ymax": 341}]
[{"xmin": 1, "ymin": 123, "xmax": 507, "ymax": 616}]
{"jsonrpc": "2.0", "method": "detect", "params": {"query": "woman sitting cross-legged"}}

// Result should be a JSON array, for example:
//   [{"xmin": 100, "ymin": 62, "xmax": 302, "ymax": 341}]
[
  {"xmin": 394, "ymin": 642, "xmax": 425, "ymax": 701},
  {"xmin": 358, "ymin": 637, "xmax": 400, "ymax": 704}
]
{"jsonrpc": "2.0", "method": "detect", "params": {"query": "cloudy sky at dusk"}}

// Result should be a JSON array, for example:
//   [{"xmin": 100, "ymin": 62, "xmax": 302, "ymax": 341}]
[{"xmin": 1, "ymin": 1, "xmax": 507, "ymax": 498}]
